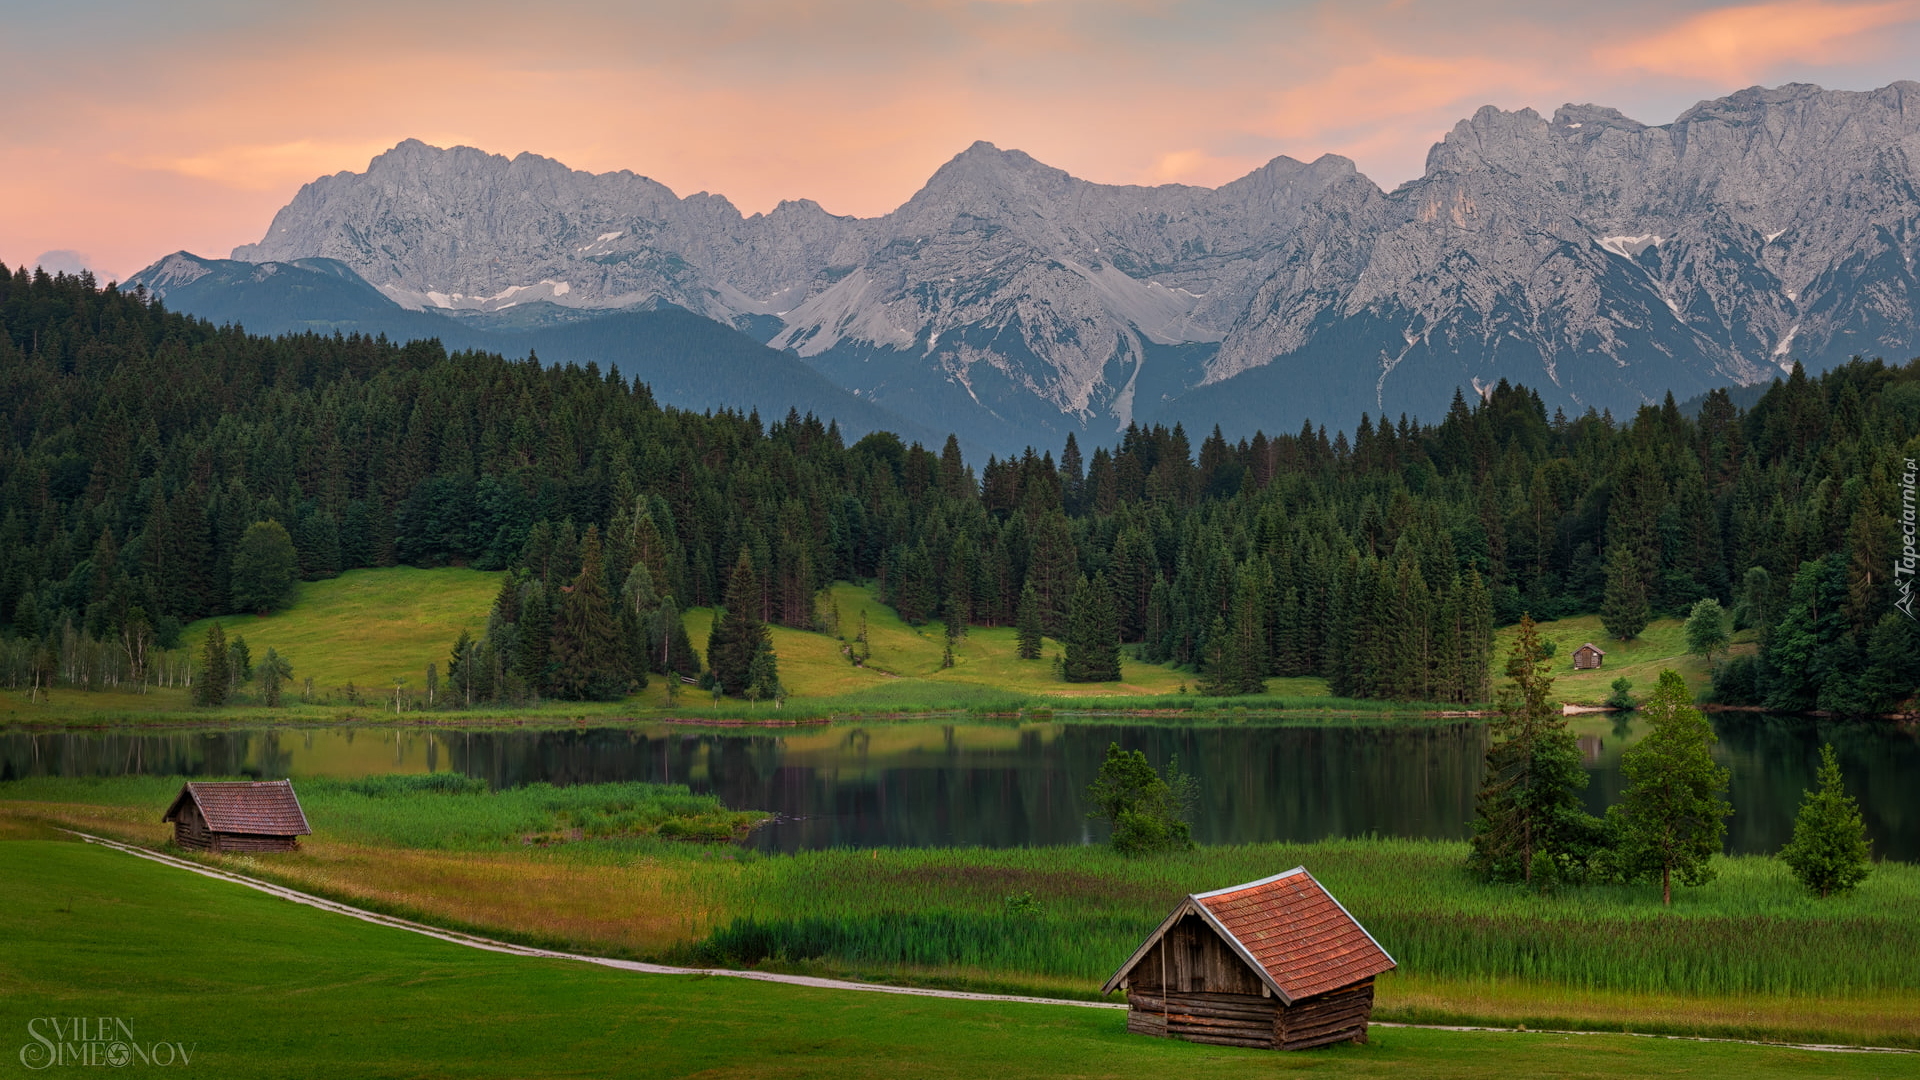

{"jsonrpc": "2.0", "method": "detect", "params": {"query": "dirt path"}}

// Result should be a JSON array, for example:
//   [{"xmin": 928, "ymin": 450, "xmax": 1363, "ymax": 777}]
[{"xmin": 59, "ymin": 830, "xmax": 1914, "ymax": 1056}]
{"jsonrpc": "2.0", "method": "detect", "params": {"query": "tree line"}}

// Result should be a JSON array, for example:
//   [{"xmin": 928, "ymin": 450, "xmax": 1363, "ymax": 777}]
[{"xmin": 1, "ymin": 264, "xmax": 1916, "ymax": 709}]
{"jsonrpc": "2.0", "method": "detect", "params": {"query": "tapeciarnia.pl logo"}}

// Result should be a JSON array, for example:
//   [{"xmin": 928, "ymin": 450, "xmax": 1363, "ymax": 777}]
[
  {"xmin": 18, "ymin": 1018, "xmax": 195, "ymax": 1070},
  {"xmin": 1899, "ymin": 457, "xmax": 1917, "ymax": 622}
]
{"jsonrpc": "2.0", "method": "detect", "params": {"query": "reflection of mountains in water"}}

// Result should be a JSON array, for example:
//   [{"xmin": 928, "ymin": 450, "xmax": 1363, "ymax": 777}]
[{"xmin": 4, "ymin": 715, "xmax": 1913, "ymax": 859}]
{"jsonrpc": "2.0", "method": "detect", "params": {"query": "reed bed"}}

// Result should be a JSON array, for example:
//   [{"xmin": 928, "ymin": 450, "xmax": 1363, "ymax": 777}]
[{"xmin": 691, "ymin": 840, "xmax": 1920, "ymax": 999}]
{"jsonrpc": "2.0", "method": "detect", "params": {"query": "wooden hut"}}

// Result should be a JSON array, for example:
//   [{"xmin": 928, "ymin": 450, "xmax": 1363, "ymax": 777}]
[
  {"xmin": 162, "ymin": 780, "xmax": 311, "ymax": 853},
  {"xmin": 1573, "ymin": 642, "xmax": 1605, "ymax": 670},
  {"xmin": 1101, "ymin": 867, "xmax": 1395, "ymax": 1051}
]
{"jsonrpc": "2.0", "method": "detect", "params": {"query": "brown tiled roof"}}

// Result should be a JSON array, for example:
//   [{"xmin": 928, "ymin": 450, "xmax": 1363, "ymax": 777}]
[
  {"xmin": 1103, "ymin": 867, "xmax": 1394, "ymax": 1002},
  {"xmin": 1194, "ymin": 868, "xmax": 1394, "ymax": 1001},
  {"xmin": 163, "ymin": 780, "xmax": 311, "ymax": 836},
  {"xmin": 1578, "ymin": 642, "xmax": 1605, "ymax": 655}
]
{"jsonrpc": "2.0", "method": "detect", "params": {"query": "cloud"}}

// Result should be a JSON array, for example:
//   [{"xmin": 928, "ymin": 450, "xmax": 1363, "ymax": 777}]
[
  {"xmin": 1595, "ymin": 0, "xmax": 1920, "ymax": 83},
  {"xmin": 122, "ymin": 139, "xmax": 408, "ymax": 192},
  {"xmin": 30, "ymin": 250, "xmax": 116, "ymax": 280}
]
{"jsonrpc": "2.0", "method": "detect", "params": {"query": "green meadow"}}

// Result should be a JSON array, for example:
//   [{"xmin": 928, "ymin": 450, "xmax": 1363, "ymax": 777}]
[
  {"xmin": 6, "ymin": 775, "xmax": 1916, "ymax": 1049},
  {"xmin": 6, "ymin": 567, "xmax": 1727, "ymax": 725},
  {"xmin": 8, "ymin": 839, "xmax": 1906, "ymax": 1080}
]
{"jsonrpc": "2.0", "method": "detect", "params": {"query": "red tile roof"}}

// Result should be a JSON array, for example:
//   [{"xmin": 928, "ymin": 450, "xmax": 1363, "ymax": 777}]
[
  {"xmin": 1103, "ymin": 867, "xmax": 1394, "ymax": 1002},
  {"xmin": 164, "ymin": 780, "xmax": 312, "ymax": 836},
  {"xmin": 1193, "ymin": 868, "xmax": 1394, "ymax": 1001}
]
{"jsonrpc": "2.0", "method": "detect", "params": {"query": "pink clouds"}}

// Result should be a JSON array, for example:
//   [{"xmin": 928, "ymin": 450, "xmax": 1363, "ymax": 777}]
[
  {"xmin": 1596, "ymin": 0, "xmax": 1919, "ymax": 83},
  {"xmin": 5, "ymin": 0, "xmax": 1920, "ymax": 281}
]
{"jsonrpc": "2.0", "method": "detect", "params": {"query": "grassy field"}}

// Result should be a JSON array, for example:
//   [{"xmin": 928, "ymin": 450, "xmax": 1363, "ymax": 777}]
[
  {"xmin": 0, "ymin": 569, "xmax": 1780, "ymax": 726},
  {"xmin": 8, "ymin": 841, "xmax": 1901, "ymax": 1080},
  {"xmin": 7, "ymin": 775, "xmax": 1916, "ymax": 1049},
  {"xmin": 1497, "ymin": 613, "xmax": 1756, "ymax": 704},
  {"xmin": 1, "ymin": 570, "xmax": 1391, "ymax": 725}
]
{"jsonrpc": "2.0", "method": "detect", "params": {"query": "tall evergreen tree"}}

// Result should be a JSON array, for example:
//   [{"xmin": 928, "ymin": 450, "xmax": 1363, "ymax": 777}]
[
  {"xmin": 1600, "ymin": 542, "xmax": 1650, "ymax": 640},
  {"xmin": 1469, "ymin": 615, "xmax": 1599, "ymax": 884},
  {"xmin": 195, "ymin": 623, "xmax": 230, "ymax": 707},
  {"xmin": 1607, "ymin": 670, "xmax": 1733, "ymax": 904},
  {"xmin": 1064, "ymin": 575, "xmax": 1121, "ymax": 682},
  {"xmin": 709, "ymin": 551, "xmax": 767, "ymax": 695},
  {"xmin": 549, "ymin": 525, "xmax": 629, "ymax": 700},
  {"xmin": 1779, "ymin": 743, "xmax": 1872, "ymax": 898},
  {"xmin": 1015, "ymin": 580, "xmax": 1043, "ymax": 660}
]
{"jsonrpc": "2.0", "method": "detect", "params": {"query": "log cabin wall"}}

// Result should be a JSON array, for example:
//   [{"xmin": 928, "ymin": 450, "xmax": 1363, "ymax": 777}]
[
  {"xmin": 172, "ymin": 804, "xmax": 212, "ymax": 851},
  {"xmin": 208, "ymin": 831, "xmax": 301, "ymax": 853},
  {"xmin": 1124, "ymin": 914, "xmax": 1281, "ymax": 1048},
  {"xmin": 1275, "ymin": 978, "xmax": 1374, "ymax": 1050}
]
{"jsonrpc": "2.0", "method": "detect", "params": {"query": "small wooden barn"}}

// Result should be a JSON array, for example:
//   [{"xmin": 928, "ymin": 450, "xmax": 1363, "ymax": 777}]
[
  {"xmin": 1102, "ymin": 867, "xmax": 1395, "ymax": 1051},
  {"xmin": 1573, "ymin": 642, "xmax": 1605, "ymax": 670},
  {"xmin": 162, "ymin": 780, "xmax": 311, "ymax": 853}
]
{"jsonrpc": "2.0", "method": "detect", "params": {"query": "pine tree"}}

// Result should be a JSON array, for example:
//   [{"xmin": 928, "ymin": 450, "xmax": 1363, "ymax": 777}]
[
  {"xmin": 548, "ymin": 525, "xmax": 629, "ymax": 700},
  {"xmin": 1064, "ymin": 575, "xmax": 1121, "ymax": 682},
  {"xmin": 746, "ymin": 635, "xmax": 782, "ymax": 704},
  {"xmin": 1600, "ymin": 542, "xmax": 1650, "ymax": 640},
  {"xmin": 195, "ymin": 623, "xmax": 230, "ymax": 707},
  {"xmin": 1015, "ymin": 580, "xmax": 1043, "ymax": 660},
  {"xmin": 709, "ymin": 551, "xmax": 766, "ymax": 695},
  {"xmin": 1469, "ymin": 614, "xmax": 1599, "ymax": 884},
  {"xmin": 1607, "ymin": 670, "xmax": 1733, "ymax": 904},
  {"xmin": 1779, "ymin": 744, "xmax": 1871, "ymax": 898},
  {"xmin": 514, "ymin": 578, "xmax": 553, "ymax": 695}
]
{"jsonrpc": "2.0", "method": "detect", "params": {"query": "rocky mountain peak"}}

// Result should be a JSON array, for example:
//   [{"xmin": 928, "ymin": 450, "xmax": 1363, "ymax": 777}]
[{"xmin": 227, "ymin": 80, "xmax": 1920, "ymax": 452}]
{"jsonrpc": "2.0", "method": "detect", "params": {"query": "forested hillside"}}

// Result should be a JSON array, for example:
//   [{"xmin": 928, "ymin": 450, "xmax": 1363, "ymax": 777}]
[{"xmin": 2, "ymin": 266, "xmax": 1916, "ymax": 710}]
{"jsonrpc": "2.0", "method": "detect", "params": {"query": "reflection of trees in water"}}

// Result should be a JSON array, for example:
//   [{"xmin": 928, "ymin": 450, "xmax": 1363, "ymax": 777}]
[
  {"xmin": 6, "ymin": 716, "xmax": 1915, "ymax": 859},
  {"xmin": 1710, "ymin": 713, "xmax": 1919, "ymax": 861}
]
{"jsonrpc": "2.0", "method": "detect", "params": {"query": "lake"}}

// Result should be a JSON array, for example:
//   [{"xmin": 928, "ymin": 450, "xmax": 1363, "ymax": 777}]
[{"xmin": 4, "ymin": 713, "xmax": 1915, "ymax": 859}]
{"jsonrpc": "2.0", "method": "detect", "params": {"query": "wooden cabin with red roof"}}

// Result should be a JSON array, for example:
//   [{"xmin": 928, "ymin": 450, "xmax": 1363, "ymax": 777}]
[
  {"xmin": 162, "ymin": 780, "xmax": 312, "ymax": 853},
  {"xmin": 1101, "ymin": 867, "xmax": 1395, "ymax": 1051}
]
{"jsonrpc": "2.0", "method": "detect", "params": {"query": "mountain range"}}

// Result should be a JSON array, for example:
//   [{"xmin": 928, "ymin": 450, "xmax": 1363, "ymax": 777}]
[{"xmin": 134, "ymin": 80, "xmax": 1920, "ymax": 454}]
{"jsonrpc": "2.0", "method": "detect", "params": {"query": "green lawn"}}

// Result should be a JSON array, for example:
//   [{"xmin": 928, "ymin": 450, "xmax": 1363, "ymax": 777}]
[{"xmin": 2, "ymin": 839, "xmax": 1906, "ymax": 1079}]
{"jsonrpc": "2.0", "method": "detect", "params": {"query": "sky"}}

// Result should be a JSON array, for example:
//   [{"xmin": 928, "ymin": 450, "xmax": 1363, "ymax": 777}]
[{"xmin": 6, "ymin": 0, "xmax": 1920, "ymax": 282}]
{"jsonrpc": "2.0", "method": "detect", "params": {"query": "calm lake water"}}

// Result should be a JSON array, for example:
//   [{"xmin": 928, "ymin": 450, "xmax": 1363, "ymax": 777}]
[{"xmin": 4, "ymin": 714, "xmax": 1915, "ymax": 860}]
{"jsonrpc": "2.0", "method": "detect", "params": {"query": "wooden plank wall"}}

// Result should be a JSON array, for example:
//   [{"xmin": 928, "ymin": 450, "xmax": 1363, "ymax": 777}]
[{"xmin": 1121, "ymin": 915, "xmax": 1377, "ymax": 1051}]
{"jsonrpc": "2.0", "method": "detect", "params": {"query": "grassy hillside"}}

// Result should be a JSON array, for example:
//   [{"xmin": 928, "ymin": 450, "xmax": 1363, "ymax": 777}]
[
  {"xmin": 1495, "ymin": 614, "xmax": 1754, "ymax": 705},
  {"xmin": 4, "ymin": 839, "xmax": 1889, "ymax": 1078},
  {"xmin": 185, "ymin": 567, "xmax": 506, "ymax": 694}
]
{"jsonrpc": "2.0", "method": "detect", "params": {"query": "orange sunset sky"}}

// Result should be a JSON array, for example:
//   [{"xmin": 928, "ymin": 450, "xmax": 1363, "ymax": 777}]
[{"xmin": 7, "ymin": 0, "xmax": 1920, "ymax": 281}]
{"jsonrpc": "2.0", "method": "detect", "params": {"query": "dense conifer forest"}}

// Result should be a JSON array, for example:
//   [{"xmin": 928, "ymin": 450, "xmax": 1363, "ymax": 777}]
[{"xmin": 1, "ymin": 266, "xmax": 1916, "ymax": 709}]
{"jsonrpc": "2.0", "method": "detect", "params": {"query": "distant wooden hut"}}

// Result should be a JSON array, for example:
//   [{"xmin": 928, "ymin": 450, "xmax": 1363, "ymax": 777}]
[
  {"xmin": 1102, "ymin": 867, "xmax": 1395, "ymax": 1051},
  {"xmin": 162, "ymin": 780, "xmax": 311, "ymax": 853},
  {"xmin": 1573, "ymin": 642, "xmax": 1605, "ymax": 670}
]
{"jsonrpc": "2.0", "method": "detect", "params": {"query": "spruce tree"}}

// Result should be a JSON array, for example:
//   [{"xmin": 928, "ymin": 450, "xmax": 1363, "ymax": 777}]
[
  {"xmin": 514, "ymin": 578, "xmax": 553, "ymax": 695},
  {"xmin": 1607, "ymin": 670, "xmax": 1733, "ymax": 904},
  {"xmin": 1779, "ymin": 744, "xmax": 1871, "ymax": 898},
  {"xmin": 1469, "ymin": 614, "xmax": 1599, "ymax": 884},
  {"xmin": 1064, "ymin": 575, "xmax": 1121, "ymax": 682},
  {"xmin": 1601, "ymin": 542, "xmax": 1651, "ymax": 640},
  {"xmin": 548, "ymin": 525, "xmax": 629, "ymax": 701},
  {"xmin": 709, "ymin": 551, "xmax": 766, "ymax": 695},
  {"xmin": 195, "ymin": 623, "xmax": 230, "ymax": 707},
  {"xmin": 1015, "ymin": 580, "xmax": 1043, "ymax": 660}
]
